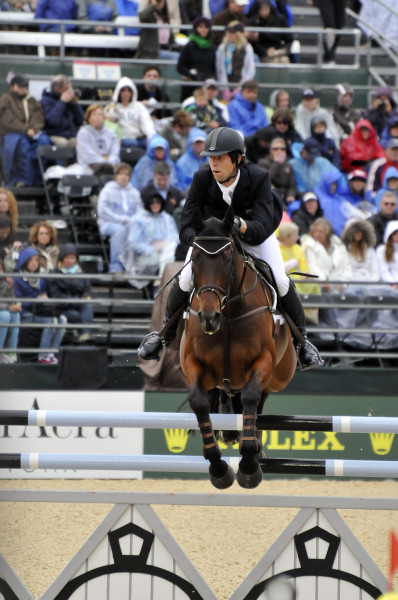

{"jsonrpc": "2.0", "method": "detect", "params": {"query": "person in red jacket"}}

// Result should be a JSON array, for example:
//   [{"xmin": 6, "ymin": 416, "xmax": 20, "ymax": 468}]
[{"xmin": 339, "ymin": 118, "xmax": 385, "ymax": 173}]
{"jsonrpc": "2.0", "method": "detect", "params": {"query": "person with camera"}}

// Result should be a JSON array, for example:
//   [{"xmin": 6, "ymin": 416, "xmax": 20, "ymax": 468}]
[
  {"xmin": 363, "ymin": 86, "xmax": 398, "ymax": 139},
  {"xmin": 41, "ymin": 74, "xmax": 84, "ymax": 149}
]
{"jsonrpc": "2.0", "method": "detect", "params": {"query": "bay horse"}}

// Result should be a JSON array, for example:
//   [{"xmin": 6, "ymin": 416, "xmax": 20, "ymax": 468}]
[{"xmin": 180, "ymin": 206, "xmax": 297, "ymax": 489}]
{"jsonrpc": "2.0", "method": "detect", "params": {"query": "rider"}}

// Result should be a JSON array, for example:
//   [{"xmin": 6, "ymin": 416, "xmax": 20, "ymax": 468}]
[{"xmin": 138, "ymin": 126, "xmax": 324, "ymax": 370}]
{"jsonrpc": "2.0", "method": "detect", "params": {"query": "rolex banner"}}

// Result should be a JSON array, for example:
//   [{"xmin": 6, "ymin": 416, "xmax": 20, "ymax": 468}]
[{"xmin": 0, "ymin": 387, "xmax": 397, "ymax": 479}]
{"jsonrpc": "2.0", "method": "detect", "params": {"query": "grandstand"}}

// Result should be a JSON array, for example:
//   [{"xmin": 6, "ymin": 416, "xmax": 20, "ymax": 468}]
[{"xmin": 0, "ymin": 0, "xmax": 398, "ymax": 380}]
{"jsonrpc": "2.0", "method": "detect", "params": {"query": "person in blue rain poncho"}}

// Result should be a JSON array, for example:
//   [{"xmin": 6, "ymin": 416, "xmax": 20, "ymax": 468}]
[
  {"xmin": 289, "ymin": 138, "xmax": 340, "ymax": 197},
  {"xmin": 175, "ymin": 127, "xmax": 207, "ymax": 193},
  {"xmin": 374, "ymin": 165, "xmax": 398, "ymax": 210},
  {"xmin": 130, "ymin": 134, "xmax": 178, "ymax": 191}
]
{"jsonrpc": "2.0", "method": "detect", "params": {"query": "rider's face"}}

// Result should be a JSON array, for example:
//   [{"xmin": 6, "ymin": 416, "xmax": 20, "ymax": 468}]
[{"xmin": 209, "ymin": 153, "xmax": 239, "ymax": 184}]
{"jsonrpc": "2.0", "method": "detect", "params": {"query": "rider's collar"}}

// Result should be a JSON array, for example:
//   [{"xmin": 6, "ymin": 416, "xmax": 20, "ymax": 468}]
[{"xmin": 216, "ymin": 170, "xmax": 240, "ymax": 205}]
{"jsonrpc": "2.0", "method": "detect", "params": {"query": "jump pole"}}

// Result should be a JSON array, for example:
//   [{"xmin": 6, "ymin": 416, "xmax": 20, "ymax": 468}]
[
  {"xmin": 1, "ymin": 453, "xmax": 398, "ymax": 478},
  {"xmin": 1, "ymin": 410, "xmax": 398, "ymax": 434}
]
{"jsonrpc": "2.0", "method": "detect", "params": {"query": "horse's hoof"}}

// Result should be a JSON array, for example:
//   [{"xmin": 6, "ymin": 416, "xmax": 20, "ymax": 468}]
[
  {"xmin": 209, "ymin": 464, "xmax": 235, "ymax": 489},
  {"xmin": 237, "ymin": 465, "xmax": 263, "ymax": 489}
]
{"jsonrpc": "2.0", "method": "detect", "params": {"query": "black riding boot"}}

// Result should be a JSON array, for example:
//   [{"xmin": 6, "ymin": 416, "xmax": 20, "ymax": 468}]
[
  {"xmin": 138, "ymin": 279, "xmax": 190, "ymax": 361},
  {"xmin": 280, "ymin": 280, "xmax": 324, "ymax": 371}
]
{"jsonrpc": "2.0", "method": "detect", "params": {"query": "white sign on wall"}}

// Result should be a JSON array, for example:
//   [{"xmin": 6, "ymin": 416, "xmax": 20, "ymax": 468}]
[{"xmin": 0, "ymin": 391, "xmax": 145, "ymax": 479}]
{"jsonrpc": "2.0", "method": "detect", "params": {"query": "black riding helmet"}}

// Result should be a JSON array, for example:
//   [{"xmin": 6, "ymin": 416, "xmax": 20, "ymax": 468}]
[{"xmin": 201, "ymin": 127, "xmax": 245, "ymax": 156}]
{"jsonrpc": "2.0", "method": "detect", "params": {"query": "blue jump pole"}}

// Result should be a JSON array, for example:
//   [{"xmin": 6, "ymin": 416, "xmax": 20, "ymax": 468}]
[{"xmin": 1, "ymin": 410, "xmax": 398, "ymax": 434}]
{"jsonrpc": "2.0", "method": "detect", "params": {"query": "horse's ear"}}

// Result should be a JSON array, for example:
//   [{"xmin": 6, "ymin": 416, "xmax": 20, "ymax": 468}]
[
  {"xmin": 222, "ymin": 205, "xmax": 235, "ymax": 234},
  {"xmin": 192, "ymin": 208, "xmax": 204, "ymax": 233}
]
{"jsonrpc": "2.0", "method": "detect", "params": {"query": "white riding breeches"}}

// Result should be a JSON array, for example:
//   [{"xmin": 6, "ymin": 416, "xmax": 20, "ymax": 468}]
[{"xmin": 178, "ymin": 232, "xmax": 291, "ymax": 297}]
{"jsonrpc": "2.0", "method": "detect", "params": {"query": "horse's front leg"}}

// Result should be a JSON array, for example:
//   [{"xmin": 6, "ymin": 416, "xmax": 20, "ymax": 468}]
[
  {"xmin": 189, "ymin": 381, "xmax": 235, "ymax": 489},
  {"xmin": 237, "ymin": 373, "xmax": 264, "ymax": 489}
]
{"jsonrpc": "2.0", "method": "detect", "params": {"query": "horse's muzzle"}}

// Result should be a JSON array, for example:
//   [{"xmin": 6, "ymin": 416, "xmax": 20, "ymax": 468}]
[{"xmin": 198, "ymin": 310, "xmax": 221, "ymax": 335}]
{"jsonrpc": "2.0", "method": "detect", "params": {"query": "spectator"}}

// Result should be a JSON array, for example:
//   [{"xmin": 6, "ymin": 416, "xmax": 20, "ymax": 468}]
[
  {"xmin": 266, "ymin": 88, "xmax": 293, "ymax": 121},
  {"xmin": 215, "ymin": 22, "xmax": 256, "ymax": 102},
  {"xmin": 34, "ymin": 0, "xmax": 77, "ymax": 31},
  {"xmin": 177, "ymin": 16, "xmax": 216, "ymax": 102},
  {"xmin": 0, "ymin": 214, "xmax": 23, "ymax": 273},
  {"xmin": 182, "ymin": 78, "xmax": 229, "ymax": 127},
  {"xmin": 368, "ymin": 138, "xmax": 398, "ymax": 196},
  {"xmin": 76, "ymin": 104, "xmax": 120, "ymax": 177},
  {"xmin": 308, "ymin": 116, "xmax": 341, "ymax": 168},
  {"xmin": 291, "ymin": 191, "xmax": 324, "ymax": 237},
  {"xmin": 339, "ymin": 119, "xmax": 385, "ymax": 174},
  {"xmin": 29, "ymin": 221, "xmax": 60, "ymax": 272},
  {"xmin": 77, "ymin": 0, "xmax": 117, "ymax": 33},
  {"xmin": 0, "ymin": 74, "xmax": 51, "ymax": 187},
  {"xmin": 14, "ymin": 247, "xmax": 66, "ymax": 364},
  {"xmin": 136, "ymin": 65, "xmax": 172, "ymax": 121},
  {"xmin": 0, "ymin": 258, "xmax": 20, "ymax": 364},
  {"xmin": 131, "ymin": 134, "xmax": 178, "ymax": 191},
  {"xmin": 289, "ymin": 138, "xmax": 340, "ymax": 197},
  {"xmin": 250, "ymin": 0, "xmax": 292, "ymax": 63},
  {"xmin": 179, "ymin": 0, "xmax": 202, "ymax": 23},
  {"xmin": 374, "ymin": 166, "xmax": 398, "ymax": 209},
  {"xmin": 0, "ymin": 188, "xmax": 18, "ymax": 232},
  {"xmin": 227, "ymin": 79, "xmax": 267, "ymax": 138},
  {"xmin": 341, "ymin": 219, "xmax": 380, "ymax": 282},
  {"xmin": 140, "ymin": 161, "xmax": 185, "ymax": 215},
  {"xmin": 258, "ymin": 137, "xmax": 296, "ymax": 207},
  {"xmin": 300, "ymin": 217, "xmax": 353, "ymax": 291},
  {"xmin": 136, "ymin": 0, "xmax": 180, "ymax": 60},
  {"xmin": 103, "ymin": 102, "xmax": 121, "ymax": 139},
  {"xmin": 183, "ymin": 87, "xmax": 221, "ymax": 132},
  {"xmin": 267, "ymin": 107, "xmax": 302, "ymax": 158},
  {"xmin": 97, "ymin": 162, "xmax": 143, "ymax": 274},
  {"xmin": 380, "ymin": 116, "xmax": 398, "ymax": 149},
  {"xmin": 211, "ymin": 0, "xmax": 250, "ymax": 47},
  {"xmin": 313, "ymin": 0, "xmax": 346, "ymax": 64},
  {"xmin": 331, "ymin": 82, "xmax": 362, "ymax": 141},
  {"xmin": 121, "ymin": 189, "xmax": 179, "ymax": 289},
  {"xmin": 112, "ymin": 76, "xmax": 155, "ymax": 149},
  {"xmin": 376, "ymin": 220, "xmax": 398, "ymax": 286},
  {"xmin": 363, "ymin": 86, "xmax": 398, "ymax": 139},
  {"xmin": 345, "ymin": 169, "xmax": 376, "ymax": 216},
  {"xmin": 244, "ymin": 127, "xmax": 274, "ymax": 163},
  {"xmin": 159, "ymin": 109, "xmax": 194, "ymax": 161},
  {"xmin": 175, "ymin": 127, "xmax": 207, "ymax": 192},
  {"xmin": 47, "ymin": 243, "xmax": 94, "ymax": 342},
  {"xmin": 41, "ymin": 74, "xmax": 84, "ymax": 148},
  {"xmin": 295, "ymin": 88, "xmax": 339, "ymax": 146},
  {"xmin": 368, "ymin": 191, "xmax": 398, "ymax": 247}
]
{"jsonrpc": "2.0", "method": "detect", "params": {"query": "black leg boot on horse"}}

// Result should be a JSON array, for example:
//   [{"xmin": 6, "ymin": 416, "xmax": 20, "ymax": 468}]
[
  {"xmin": 138, "ymin": 279, "xmax": 190, "ymax": 361},
  {"xmin": 280, "ymin": 280, "xmax": 324, "ymax": 371}
]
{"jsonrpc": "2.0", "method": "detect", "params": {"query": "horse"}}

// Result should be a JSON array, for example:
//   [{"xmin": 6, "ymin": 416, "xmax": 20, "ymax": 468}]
[{"xmin": 180, "ymin": 206, "xmax": 297, "ymax": 489}]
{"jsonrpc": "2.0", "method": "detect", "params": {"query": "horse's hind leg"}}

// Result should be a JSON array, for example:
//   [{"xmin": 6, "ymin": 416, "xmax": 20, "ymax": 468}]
[
  {"xmin": 189, "ymin": 382, "xmax": 235, "ymax": 489},
  {"xmin": 237, "ymin": 374, "xmax": 263, "ymax": 489}
]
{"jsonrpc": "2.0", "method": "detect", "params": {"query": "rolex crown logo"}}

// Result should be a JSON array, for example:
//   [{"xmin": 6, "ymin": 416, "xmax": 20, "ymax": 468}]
[
  {"xmin": 369, "ymin": 433, "xmax": 395, "ymax": 455},
  {"xmin": 164, "ymin": 428, "xmax": 189, "ymax": 453}
]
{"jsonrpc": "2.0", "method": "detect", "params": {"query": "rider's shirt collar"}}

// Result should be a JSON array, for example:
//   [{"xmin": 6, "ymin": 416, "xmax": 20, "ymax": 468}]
[{"xmin": 216, "ymin": 170, "xmax": 240, "ymax": 205}]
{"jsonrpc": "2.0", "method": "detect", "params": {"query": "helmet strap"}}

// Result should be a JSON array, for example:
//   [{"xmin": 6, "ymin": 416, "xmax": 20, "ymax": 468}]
[{"xmin": 219, "ymin": 168, "xmax": 238, "ymax": 185}]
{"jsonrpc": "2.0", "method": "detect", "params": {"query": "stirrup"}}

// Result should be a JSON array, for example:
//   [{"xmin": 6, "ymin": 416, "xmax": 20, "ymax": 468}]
[
  {"xmin": 297, "ymin": 339, "xmax": 325, "ymax": 371},
  {"xmin": 138, "ymin": 331, "xmax": 167, "ymax": 361}
]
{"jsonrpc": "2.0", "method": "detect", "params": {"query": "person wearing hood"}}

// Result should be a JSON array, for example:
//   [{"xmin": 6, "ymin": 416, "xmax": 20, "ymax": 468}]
[
  {"xmin": 97, "ymin": 162, "xmax": 143, "ymax": 273},
  {"xmin": 374, "ymin": 165, "xmax": 398, "ymax": 210},
  {"xmin": 376, "ymin": 220, "xmax": 398, "ymax": 286},
  {"xmin": 339, "ymin": 119, "xmax": 385, "ymax": 174},
  {"xmin": 0, "ymin": 257, "xmax": 20, "ymax": 364},
  {"xmin": 289, "ymin": 138, "xmax": 340, "ymax": 197},
  {"xmin": 175, "ymin": 127, "xmax": 207, "ymax": 193},
  {"xmin": 291, "ymin": 191, "xmax": 324, "ymax": 237},
  {"xmin": 368, "ymin": 138, "xmax": 398, "ymax": 195},
  {"xmin": 344, "ymin": 169, "xmax": 376, "ymax": 216},
  {"xmin": 41, "ymin": 74, "xmax": 84, "ymax": 148},
  {"xmin": 368, "ymin": 190, "xmax": 398, "ymax": 247},
  {"xmin": 227, "ymin": 79, "xmax": 268, "ymax": 138},
  {"xmin": 14, "ymin": 247, "xmax": 66, "ymax": 364},
  {"xmin": 341, "ymin": 219, "xmax": 380, "ymax": 282},
  {"xmin": 215, "ymin": 22, "xmax": 256, "ymax": 102},
  {"xmin": 295, "ymin": 88, "xmax": 339, "ymax": 147},
  {"xmin": 0, "ymin": 74, "xmax": 52, "ymax": 187},
  {"xmin": 121, "ymin": 189, "xmax": 179, "ymax": 289},
  {"xmin": 308, "ymin": 116, "xmax": 340, "ymax": 169},
  {"xmin": 249, "ymin": 0, "xmax": 292, "ymax": 64},
  {"xmin": 331, "ymin": 82, "xmax": 361, "ymax": 141},
  {"xmin": 380, "ymin": 116, "xmax": 398, "ymax": 149},
  {"xmin": 177, "ymin": 16, "xmax": 216, "ymax": 102},
  {"xmin": 363, "ymin": 86, "xmax": 398, "ymax": 139},
  {"xmin": 131, "ymin": 134, "xmax": 178, "ymax": 191},
  {"xmin": 47, "ymin": 244, "xmax": 94, "ymax": 343},
  {"xmin": 76, "ymin": 104, "xmax": 120, "ymax": 177},
  {"xmin": 258, "ymin": 137, "xmax": 296, "ymax": 207},
  {"xmin": 112, "ymin": 76, "xmax": 155, "ymax": 149}
]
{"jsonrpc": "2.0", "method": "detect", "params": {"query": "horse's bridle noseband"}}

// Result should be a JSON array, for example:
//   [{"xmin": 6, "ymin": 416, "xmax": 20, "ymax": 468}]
[{"xmin": 193, "ymin": 236, "xmax": 234, "ymax": 311}]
